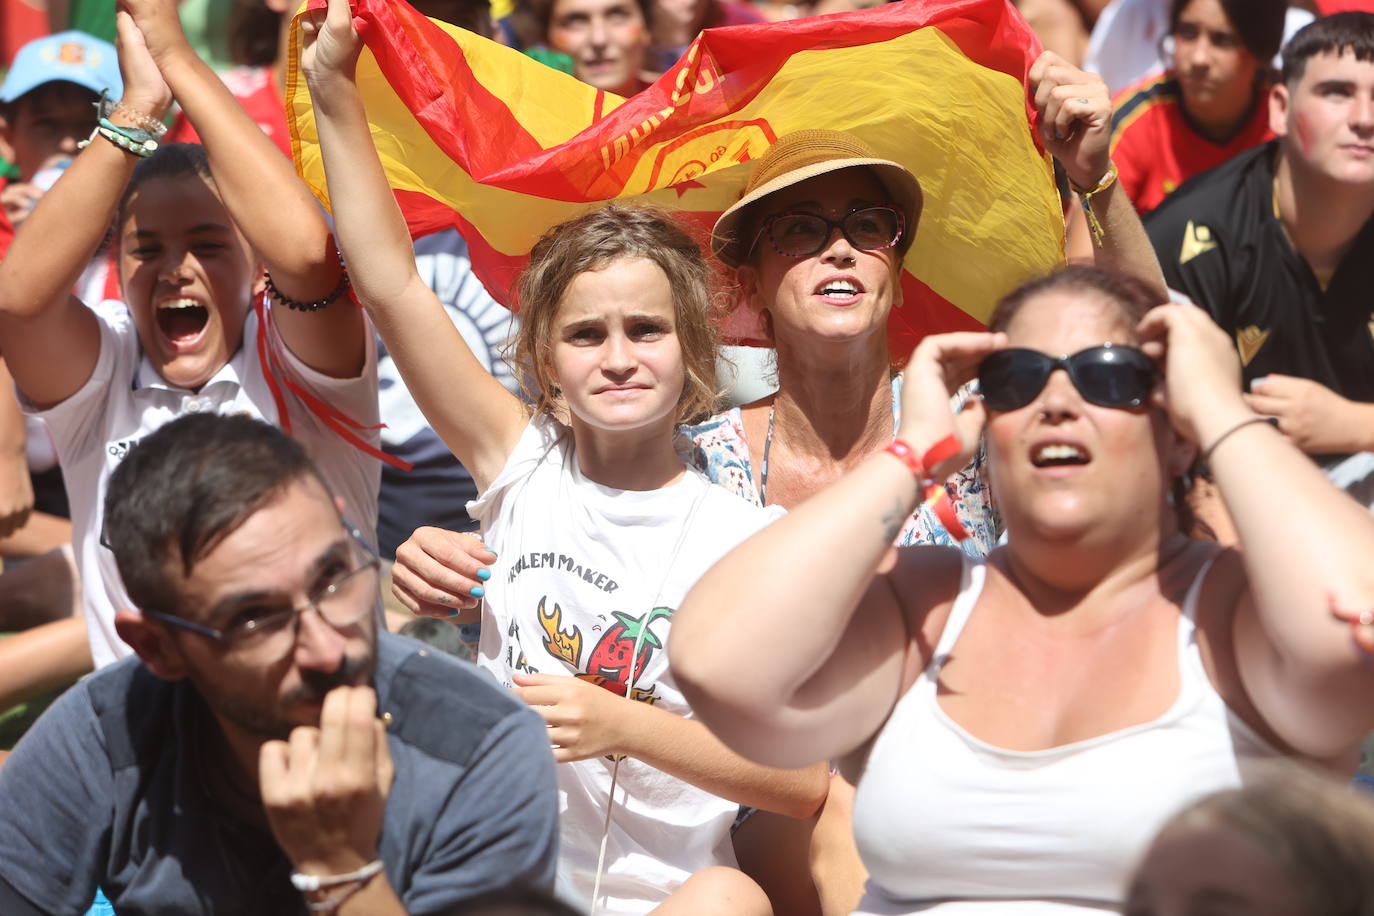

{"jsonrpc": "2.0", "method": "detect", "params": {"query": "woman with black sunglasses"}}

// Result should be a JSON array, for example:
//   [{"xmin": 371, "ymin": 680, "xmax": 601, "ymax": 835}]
[{"xmin": 672, "ymin": 264, "xmax": 1374, "ymax": 915}]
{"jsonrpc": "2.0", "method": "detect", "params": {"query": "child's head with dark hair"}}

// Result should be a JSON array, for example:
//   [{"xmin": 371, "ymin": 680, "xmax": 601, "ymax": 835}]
[
  {"xmin": 1168, "ymin": 0, "xmax": 1287, "ymax": 67},
  {"xmin": 104, "ymin": 413, "xmax": 330, "ymax": 614},
  {"xmin": 1282, "ymin": 11, "xmax": 1374, "ymax": 85},
  {"xmin": 114, "ymin": 143, "xmax": 260, "ymax": 393},
  {"xmin": 0, "ymin": 31, "xmax": 122, "ymax": 180}
]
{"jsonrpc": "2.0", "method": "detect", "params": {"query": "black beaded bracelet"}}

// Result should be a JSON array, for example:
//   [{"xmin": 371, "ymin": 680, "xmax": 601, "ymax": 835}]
[{"xmin": 263, "ymin": 256, "xmax": 350, "ymax": 312}]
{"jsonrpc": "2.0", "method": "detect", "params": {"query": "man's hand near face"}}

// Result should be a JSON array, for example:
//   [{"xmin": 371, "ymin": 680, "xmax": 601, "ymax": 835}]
[{"xmin": 259, "ymin": 685, "xmax": 407, "ymax": 914}]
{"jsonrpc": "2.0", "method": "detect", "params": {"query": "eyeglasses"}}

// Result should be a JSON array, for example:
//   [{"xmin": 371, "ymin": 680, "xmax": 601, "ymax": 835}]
[
  {"xmin": 748, "ymin": 206, "xmax": 905, "ymax": 259},
  {"xmin": 978, "ymin": 344, "xmax": 1158, "ymax": 412},
  {"xmin": 145, "ymin": 527, "xmax": 381, "ymax": 653}
]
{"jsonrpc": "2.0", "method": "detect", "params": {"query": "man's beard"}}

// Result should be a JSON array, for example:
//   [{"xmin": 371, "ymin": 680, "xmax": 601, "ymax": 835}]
[{"xmin": 194, "ymin": 648, "xmax": 378, "ymax": 741}]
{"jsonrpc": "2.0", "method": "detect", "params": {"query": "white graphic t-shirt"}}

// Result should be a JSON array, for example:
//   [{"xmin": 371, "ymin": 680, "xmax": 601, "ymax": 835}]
[{"xmin": 468, "ymin": 416, "xmax": 783, "ymax": 915}]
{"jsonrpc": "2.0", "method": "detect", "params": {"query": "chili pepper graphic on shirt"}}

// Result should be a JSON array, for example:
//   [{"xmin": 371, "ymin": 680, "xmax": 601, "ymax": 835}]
[{"xmin": 533, "ymin": 596, "xmax": 672, "ymax": 702}]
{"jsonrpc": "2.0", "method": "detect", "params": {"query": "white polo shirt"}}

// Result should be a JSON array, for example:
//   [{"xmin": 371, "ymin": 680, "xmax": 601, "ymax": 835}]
[{"xmin": 23, "ymin": 300, "xmax": 380, "ymax": 669}]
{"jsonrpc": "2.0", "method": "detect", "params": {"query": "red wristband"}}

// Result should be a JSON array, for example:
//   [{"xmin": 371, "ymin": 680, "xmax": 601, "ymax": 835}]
[
  {"xmin": 931, "ymin": 486, "xmax": 969, "ymax": 542},
  {"xmin": 886, "ymin": 435, "xmax": 968, "ymax": 541},
  {"xmin": 884, "ymin": 439, "xmax": 927, "ymax": 481},
  {"xmin": 886, "ymin": 435, "xmax": 960, "ymax": 483}
]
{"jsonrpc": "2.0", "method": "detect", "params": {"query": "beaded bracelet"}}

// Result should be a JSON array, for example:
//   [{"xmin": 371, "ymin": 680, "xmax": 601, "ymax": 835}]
[
  {"xmin": 264, "ymin": 255, "xmax": 351, "ymax": 312},
  {"xmin": 93, "ymin": 90, "xmax": 168, "ymax": 139},
  {"xmin": 111, "ymin": 101, "xmax": 169, "ymax": 138},
  {"xmin": 78, "ymin": 119, "xmax": 160, "ymax": 158},
  {"xmin": 884, "ymin": 435, "xmax": 969, "ymax": 541}
]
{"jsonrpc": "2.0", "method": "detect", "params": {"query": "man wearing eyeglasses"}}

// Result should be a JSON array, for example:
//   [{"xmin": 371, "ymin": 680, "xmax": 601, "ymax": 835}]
[{"xmin": 0, "ymin": 413, "xmax": 559, "ymax": 916}]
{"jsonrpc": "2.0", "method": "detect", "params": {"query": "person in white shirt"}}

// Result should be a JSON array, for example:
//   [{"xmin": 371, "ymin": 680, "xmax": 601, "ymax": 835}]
[{"xmin": 0, "ymin": 5, "xmax": 378, "ymax": 670}]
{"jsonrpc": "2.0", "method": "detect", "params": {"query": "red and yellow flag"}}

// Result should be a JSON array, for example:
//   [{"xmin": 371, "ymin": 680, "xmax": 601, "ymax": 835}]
[{"xmin": 286, "ymin": 0, "xmax": 1064, "ymax": 356}]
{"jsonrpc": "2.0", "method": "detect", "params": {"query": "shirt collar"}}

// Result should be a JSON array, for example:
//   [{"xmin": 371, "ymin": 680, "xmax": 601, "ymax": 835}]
[{"xmin": 133, "ymin": 344, "xmax": 251, "ymax": 394}]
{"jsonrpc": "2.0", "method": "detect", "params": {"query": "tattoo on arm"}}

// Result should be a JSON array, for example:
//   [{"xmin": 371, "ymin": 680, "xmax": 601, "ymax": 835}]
[{"xmin": 880, "ymin": 498, "xmax": 906, "ymax": 544}]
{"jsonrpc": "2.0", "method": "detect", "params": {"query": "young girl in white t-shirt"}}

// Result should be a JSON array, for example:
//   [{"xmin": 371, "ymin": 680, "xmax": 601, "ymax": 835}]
[{"xmin": 298, "ymin": 2, "xmax": 826, "ymax": 914}]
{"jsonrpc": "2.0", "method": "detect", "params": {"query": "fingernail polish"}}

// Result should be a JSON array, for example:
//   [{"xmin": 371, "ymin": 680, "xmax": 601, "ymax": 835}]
[
  {"xmin": 484, "ymin": 547, "xmax": 498, "ymax": 557},
  {"xmin": 476, "ymin": 568, "xmax": 491, "ymax": 581},
  {"xmin": 470, "ymin": 585, "xmax": 485, "ymax": 598},
  {"xmin": 448, "ymin": 608, "xmax": 460, "ymax": 618}
]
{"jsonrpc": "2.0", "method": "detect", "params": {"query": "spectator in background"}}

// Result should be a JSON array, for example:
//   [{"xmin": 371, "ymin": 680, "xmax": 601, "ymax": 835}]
[
  {"xmin": 0, "ymin": 30, "xmax": 122, "ymax": 666},
  {"xmin": 646, "ymin": 0, "xmax": 762, "ymax": 73},
  {"xmin": 0, "ymin": 30, "xmax": 120, "ymax": 229},
  {"xmin": 1144, "ymin": 12, "xmax": 1374, "ymax": 505},
  {"xmin": 163, "ymin": 0, "xmax": 295, "ymax": 156},
  {"xmin": 1085, "ymin": 0, "xmax": 1315, "ymax": 97},
  {"xmin": 1110, "ymin": 0, "xmax": 1286, "ymax": 215},
  {"xmin": 1015, "ymin": 0, "xmax": 1110, "ymax": 65},
  {"xmin": 531, "ymin": 0, "xmax": 656, "ymax": 95}
]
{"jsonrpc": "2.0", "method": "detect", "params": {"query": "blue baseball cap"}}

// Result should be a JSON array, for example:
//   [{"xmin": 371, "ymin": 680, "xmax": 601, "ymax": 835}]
[{"xmin": 1, "ymin": 31, "xmax": 122, "ymax": 104}]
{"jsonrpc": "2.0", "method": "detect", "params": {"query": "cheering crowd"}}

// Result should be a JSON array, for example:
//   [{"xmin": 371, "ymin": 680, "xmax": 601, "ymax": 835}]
[{"xmin": 1, "ymin": 0, "xmax": 1374, "ymax": 914}]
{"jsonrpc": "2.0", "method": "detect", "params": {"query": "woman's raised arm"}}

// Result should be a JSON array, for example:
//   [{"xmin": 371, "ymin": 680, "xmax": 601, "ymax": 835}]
[
  {"xmin": 297, "ymin": 0, "xmax": 528, "ymax": 490},
  {"xmin": 1140, "ymin": 303, "xmax": 1374, "ymax": 762},
  {"xmin": 671, "ymin": 332, "xmax": 1001, "ymax": 767}
]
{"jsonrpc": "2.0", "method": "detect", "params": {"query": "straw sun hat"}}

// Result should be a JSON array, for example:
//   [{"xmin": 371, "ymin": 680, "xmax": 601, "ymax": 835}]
[{"xmin": 711, "ymin": 129, "xmax": 924, "ymax": 269}]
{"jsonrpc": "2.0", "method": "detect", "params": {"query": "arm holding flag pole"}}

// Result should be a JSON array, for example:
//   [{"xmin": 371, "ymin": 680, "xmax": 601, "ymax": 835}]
[{"xmin": 299, "ymin": 0, "xmax": 528, "ymax": 492}]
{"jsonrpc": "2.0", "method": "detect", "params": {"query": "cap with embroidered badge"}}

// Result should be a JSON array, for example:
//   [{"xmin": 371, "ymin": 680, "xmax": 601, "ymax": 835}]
[{"xmin": 1, "ymin": 31, "xmax": 123, "ymax": 104}]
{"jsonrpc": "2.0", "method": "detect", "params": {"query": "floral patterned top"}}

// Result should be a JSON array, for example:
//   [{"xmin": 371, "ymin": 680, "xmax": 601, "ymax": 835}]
[{"xmin": 680, "ymin": 380, "xmax": 1000, "ymax": 556}]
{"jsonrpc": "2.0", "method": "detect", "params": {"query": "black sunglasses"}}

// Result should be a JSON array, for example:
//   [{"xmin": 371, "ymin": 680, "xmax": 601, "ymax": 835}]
[
  {"xmin": 748, "ymin": 206, "xmax": 904, "ymax": 259},
  {"xmin": 978, "ymin": 344, "xmax": 1158, "ymax": 412}
]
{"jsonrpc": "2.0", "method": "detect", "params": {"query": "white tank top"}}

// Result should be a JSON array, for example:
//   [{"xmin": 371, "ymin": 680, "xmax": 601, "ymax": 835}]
[{"xmin": 850, "ymin": 555, "xmax": 1279, "ymax": 915}]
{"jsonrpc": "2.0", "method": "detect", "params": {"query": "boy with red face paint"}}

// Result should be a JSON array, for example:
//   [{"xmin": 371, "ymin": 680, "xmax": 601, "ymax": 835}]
[
  {"xmin": 1145, "ymin": 13, "xmax": 1374, "ymax": 506},
  {"xmin": 0, "ymin": 1, "xmax": 379, "ymax": 671}
]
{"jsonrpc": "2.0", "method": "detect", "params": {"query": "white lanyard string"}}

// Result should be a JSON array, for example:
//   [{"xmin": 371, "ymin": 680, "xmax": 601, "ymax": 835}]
[{"xmin": 588, "ymin": 481, "xmax": 708, "ymax": 916}]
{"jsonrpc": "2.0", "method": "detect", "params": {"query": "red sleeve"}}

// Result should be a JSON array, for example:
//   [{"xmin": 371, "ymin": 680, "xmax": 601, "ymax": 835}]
[
  {"xmin": 1111, "ymin": 127, "xmax": 1149, "ymax": 213},
  {"xmin": 0, "ymin": 181, "xmax": 14, "ymax": 260}
]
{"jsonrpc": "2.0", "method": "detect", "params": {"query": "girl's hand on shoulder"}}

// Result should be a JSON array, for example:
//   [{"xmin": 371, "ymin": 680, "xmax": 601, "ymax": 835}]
[
  {"xmin": 1137, "ymin": 302, "xmax": 1246, "ymax": 445},
  {"xmin": 512, "ymin": 673, "xmax": 630, "ymax": 763},
  {"xmin": 300, "ymin": 0, "xmax": 365, "ymax": 83},
  {"xmin": 390, "ymin": 527, "xmax": 494, "ymax": 617},
  {"xmin": 114, "ymin": 10, "xmax": 172, "ymax": 119},
  {"xmin": 897, "ymin": 331, "xmax": 1004, "ymax": 479}
]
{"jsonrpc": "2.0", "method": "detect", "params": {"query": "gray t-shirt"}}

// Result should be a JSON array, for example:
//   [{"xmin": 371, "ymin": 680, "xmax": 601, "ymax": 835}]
[{"xmin": 0, "ymin": 632, "xmax": 559, "ymax": 915}]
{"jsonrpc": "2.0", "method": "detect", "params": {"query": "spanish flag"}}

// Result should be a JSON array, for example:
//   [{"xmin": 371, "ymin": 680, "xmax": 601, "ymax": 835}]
[{"xmin": 286, "ymin": 0, "xmax": 1063, "ymax": 356}]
